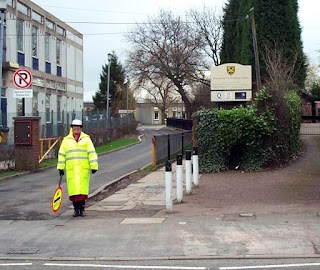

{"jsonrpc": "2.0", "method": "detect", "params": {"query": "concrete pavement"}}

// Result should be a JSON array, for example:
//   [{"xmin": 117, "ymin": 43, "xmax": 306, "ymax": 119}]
[
  {"xmin": 1, "ymin": 160, "xmax": 320, "ymax": 261},
  {"xmin": 1, "ymin": 128, "xmax": 320, "ymax": 261}
]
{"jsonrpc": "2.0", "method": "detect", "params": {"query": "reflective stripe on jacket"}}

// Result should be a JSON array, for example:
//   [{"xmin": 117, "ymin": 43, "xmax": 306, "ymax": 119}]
[{"xmin": 57, "ymin": 129, "xmax": 98, "ymax": 196}]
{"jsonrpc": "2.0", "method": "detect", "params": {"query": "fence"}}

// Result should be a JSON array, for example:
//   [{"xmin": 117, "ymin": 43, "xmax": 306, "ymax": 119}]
[
  {"xmin": 152, "ymin": 131, "xmax": 193, "ymax": 168},
  {"xmin": 3, "ymin": 110, "xmax": 135, "ymax": 145},
  {"xmin": 166, "ymin": 118, "xmax": 193, "ymax": 130}
]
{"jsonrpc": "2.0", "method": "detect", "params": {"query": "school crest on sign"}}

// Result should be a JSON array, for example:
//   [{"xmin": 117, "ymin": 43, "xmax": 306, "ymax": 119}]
[{"xmin": 227, "ymin": 66, "xmax": 235, "ymax": 75}]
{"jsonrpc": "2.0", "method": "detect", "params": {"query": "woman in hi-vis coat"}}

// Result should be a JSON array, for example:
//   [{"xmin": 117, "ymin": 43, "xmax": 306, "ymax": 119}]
[{"xmin": 57, "ymin": 119, "xmax": 98, "ymax": 217}]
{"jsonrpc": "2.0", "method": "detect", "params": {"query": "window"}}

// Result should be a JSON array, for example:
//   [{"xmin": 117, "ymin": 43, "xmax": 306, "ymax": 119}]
[
  {"xmin": 56, "ymin": 38, "xmax": 61, "ymax": 65},
  {"xmin": 57, "ymin": 82, "xmax": 66, "ymax": 91},
  {"xmin": 32, "ymin": 92, "xmax": 38, "ymax": 115},
  {"xmin": 45, "ymin": 19, "xmax": 54, "ymax": 30},
  {"xmin": 46, "ymin": 79, "xmax": 55, "ymax": 89},
  {"xmin": 17, "ymin": 52, "xmax": 25, "ymax": 66},
  {"xmin": 45, "ymin": 94, "xmax": 51, "ymax": 122},
  {"xmin": 45, "ymin": 62, "xmax": 51, "ymax": 74},
  {"xmin": 32, "ymin": 26, "xmax": 38, "ymax": 57},
  {"xmin": 32, "ymin": 11, "xmax": 43, "ymax": 24},
  {"xmin": 57, "ymin": 66, "xmax": 62, "ymax": 77},
  {"xmin": 32, "ymin": 57, "xmax": 39, "ymax": 70},
  {"xmin": 154, "ymin": 111, "xmax": 159, "ymax": 121},
  {"xmin": 17, "ymin": 99, "xmax": 23, "ymax": 116},
  {"xmin": 57, "ymin": 96, "xmax": 61, "ymax": 122},
  {"xmin": 56, "ymin": 25, "xmax": 65, "ymax": 36},
  {"xmin": 17, "ymin": 1, "xmax": 29, "ymax": 16},
  {"xmin": 16, "ymin": 19, "xmax": 23, "ymax": 52},
  {"xmin": 45, "ymin": 33, "xmax": 50, "ymax": 62}
]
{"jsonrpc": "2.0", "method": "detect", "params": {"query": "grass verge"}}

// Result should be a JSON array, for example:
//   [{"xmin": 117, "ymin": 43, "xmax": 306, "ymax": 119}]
[{"xmin": 0, "ymin": 136, "xmax": 140, "ymax": 179}]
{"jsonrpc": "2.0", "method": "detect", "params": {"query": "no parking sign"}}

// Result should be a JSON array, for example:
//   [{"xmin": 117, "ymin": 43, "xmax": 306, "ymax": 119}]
[{"xmin": 13, "ymin": 68, "xmax": 33, "ymax": 89}]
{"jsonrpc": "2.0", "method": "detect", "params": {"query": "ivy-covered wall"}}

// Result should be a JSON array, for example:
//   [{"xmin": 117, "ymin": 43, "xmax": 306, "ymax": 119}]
[{"xmin": 195, "ymin": 89, "xmax": 302, "ymax": 172}]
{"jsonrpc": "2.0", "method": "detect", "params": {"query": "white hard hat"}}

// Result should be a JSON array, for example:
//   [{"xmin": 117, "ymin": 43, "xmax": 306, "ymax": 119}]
[{"xmin": 71, "ymin": 119, "xmax": 82, "ymax": 126}]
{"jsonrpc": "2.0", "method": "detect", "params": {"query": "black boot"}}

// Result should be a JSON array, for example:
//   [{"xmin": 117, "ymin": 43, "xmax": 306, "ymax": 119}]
[
  {"xmin": 79, "ymin": 200, "xmax": 86, "ymax": 217},
  {"xmin": 72, "ymin": 202, "xmax": 80, "ymax": 217}
]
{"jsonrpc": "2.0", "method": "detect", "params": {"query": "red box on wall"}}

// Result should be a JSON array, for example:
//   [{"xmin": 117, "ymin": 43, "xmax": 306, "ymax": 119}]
[{"xmin": 14, "ymin": 120, "xmax": 32, "ymax": 145}]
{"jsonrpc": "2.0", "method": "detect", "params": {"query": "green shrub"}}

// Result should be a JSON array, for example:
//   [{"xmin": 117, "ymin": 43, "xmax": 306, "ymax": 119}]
[{"xmin": 195, "ymin": 89, "xmax": 301, "ymax": 172}]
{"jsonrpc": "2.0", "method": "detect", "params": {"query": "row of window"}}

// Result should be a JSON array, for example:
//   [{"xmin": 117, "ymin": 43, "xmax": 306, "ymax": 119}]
[
  {"xmin": 17, "ymin": 19, "xmax": 62, "ymax": 75},
  {"xmin": 14, "ymin": 0, "xmax": 66, "ymax": 36},
  {"xmin": 32, "ymin": 76, "xmax": 66, "ymax": 91}
]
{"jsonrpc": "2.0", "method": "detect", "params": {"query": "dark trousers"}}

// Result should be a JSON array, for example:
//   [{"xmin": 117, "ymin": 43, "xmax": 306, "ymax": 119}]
[{"xmin": 73, "ymin": 200, "xmax": 85, "ymax": 210}]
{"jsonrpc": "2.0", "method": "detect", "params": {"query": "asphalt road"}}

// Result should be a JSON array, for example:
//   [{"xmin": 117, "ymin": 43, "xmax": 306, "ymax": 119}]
[{"xmin": 0, "ymin": 126, "xmax": 175, "ymax": 221}]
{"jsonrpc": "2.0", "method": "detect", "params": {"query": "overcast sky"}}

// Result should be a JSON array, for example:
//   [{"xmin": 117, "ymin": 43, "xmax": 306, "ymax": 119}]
[{"xmin": 32, "ymin": 0, "xmax": 320, "ymax": 101}]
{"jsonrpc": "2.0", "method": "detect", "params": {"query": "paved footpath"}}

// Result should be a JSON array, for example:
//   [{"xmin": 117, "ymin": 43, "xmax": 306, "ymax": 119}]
[{"xmin": 1, "ymin": 135, "xmax": 320, "ymax": 261}]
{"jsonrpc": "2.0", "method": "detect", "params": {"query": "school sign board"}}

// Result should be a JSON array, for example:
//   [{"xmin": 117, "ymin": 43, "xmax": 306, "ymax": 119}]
[{"xmin": 211, "ymin": 63, "xmax": 252, "ymax": 102}]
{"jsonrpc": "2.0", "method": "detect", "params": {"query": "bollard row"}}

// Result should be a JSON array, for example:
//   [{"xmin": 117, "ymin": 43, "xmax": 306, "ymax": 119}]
[{"xmin": 165, "ymin": 146, "xmax": 199, "ymax": 213}]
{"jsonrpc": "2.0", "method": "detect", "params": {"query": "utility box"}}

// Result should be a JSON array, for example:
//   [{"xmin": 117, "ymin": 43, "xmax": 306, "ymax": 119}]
[
  {"xmin": 13, "ymin": 117, "xmax": 40, "ymax": 172},
  {"xmin": 14, "ymin": 120, "xmax": 32, "ymax": 145}
]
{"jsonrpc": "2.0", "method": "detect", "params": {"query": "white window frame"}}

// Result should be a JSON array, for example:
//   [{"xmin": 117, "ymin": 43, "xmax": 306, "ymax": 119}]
[{"xmin": 154, "ymin": 111, "xmax": 159, "ymax": 121}]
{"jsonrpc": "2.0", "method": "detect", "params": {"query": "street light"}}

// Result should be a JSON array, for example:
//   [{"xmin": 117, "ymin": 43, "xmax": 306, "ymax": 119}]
[
  {"xmin": 106, "ymin": 53, "xmax": 112, "ymax": 127},
  {"xmin": 126, "ymin": 76, "xmax": 129, "ymax": 124},
  {"xmin": 247, "ymin": 7, "xmax": 261, "ymax": 93}
]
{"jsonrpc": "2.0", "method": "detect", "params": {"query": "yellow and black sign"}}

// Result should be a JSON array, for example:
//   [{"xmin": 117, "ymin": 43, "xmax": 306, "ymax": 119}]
[
  {"xmin": 52, "ymin": 186, "xmax": 63, "ymax": 213},
  {"xmin": 227, "ymin": 66, "xmax": 235, "ymax": 75}
]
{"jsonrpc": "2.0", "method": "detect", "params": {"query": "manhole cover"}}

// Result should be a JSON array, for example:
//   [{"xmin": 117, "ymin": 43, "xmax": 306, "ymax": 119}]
[{"xmin": 7, "ymin": 247, "xmax": 39, "ymax": 254}]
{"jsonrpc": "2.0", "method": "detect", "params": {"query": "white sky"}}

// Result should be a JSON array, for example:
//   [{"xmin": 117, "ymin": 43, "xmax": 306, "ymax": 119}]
[{"xmin": 31, "ymin": 0, "xmax": 320, "ymax": 101}]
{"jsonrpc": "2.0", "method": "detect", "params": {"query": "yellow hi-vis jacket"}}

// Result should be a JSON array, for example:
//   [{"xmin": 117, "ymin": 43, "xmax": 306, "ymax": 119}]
[{"xmin": 57, "ymin": 129, "xmax": 98, "ymax": 196}]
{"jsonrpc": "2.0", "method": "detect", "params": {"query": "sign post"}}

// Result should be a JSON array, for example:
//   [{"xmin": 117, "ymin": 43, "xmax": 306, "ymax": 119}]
[{"xmin": 13, "ymin": 68, "xmax": 33, "ymax": 116}]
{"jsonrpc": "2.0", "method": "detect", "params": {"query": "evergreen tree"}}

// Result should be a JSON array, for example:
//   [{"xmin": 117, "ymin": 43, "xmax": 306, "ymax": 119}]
[
  {"xmin": 92, "ymin": 52, "xmax": 126, "ymax": 114},
  {"xmin": 220, "ymin": 0, "xmax": 306, "ymax": 88}
]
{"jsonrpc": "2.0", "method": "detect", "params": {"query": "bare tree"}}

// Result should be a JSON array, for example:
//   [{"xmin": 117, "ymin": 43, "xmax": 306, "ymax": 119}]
[
  {"xmin": 126, "ymin": 10, "xmax": 203, "ymax": 119},
  {"xmin": 262, "ymin": 43, "xmax": 300, "ymax": 126},
  {"xmin": 263, "ymin": 43, "xmax": 299, "ymax": 94},
  {"xmin": 188, "ymin": 6, "xmax": 223, "ymax": 68},
  {"xmin": 141, "ymin": 77, "xmax": 177, "ymax": 124},
  {"xmin": 304, "ymin": 57, "xmax": 320, "ymax": 92}
]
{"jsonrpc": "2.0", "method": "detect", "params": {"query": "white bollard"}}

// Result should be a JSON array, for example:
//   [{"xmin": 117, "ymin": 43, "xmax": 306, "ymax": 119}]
[
  {"xmin": 185, "ymin": 150, "xmax": 192, "ymax": 194},
  {"xmin": 192, "ymin": 146, "xmax": 199, "ymax": 187},
  {"xmin": 165, "ymin": 160, "xmax": 173, "ymax": 213},
  {"xmin": 176, "ymin": 154, "xmax": 183, "ymax": 203}
]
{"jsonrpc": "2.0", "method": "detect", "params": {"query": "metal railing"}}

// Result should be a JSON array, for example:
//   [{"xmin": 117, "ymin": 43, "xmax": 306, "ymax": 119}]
[
  {"xmin": 152, "ymin": 131, "xmax": 193, "ymax": 168},
  {"xmin": 166, "ymin": 118, "xmax": 193, "ymax": 130}
]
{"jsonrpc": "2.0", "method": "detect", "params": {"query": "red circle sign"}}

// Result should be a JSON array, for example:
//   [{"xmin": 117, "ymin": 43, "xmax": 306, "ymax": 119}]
[{"xmin": 13, "ymin": 69, "xmax": 33, "ymax": 89}]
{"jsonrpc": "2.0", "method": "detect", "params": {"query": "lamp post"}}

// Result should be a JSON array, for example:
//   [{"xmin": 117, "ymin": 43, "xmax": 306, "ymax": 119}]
[
  {"xmin": 106, "ymin": 53, "xmax": 112, "ymax": 127},
  {"xmin": 126, "ymin": 76, "xmax": 129, "ymax": 125},
  {"xmin": 248, "ymin": 7, "xmax": 261, "ymax": 93}
]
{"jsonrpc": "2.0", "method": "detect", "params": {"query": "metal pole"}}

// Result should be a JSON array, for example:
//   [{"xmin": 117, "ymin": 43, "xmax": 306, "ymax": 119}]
[
  {"xmin": 0, "ymin": 10, "xmax": 5, "ymax": 124},
  {"xmin": 250, "ymin": 8, "xmax": 261, "ymax": 92},
  {"xmin": 106, "ymin": 59, "xmax": 110, "ymax": 127},
  {"xmin": 126, "ymin": 79, "xmax": 129, "ymax": 125}
]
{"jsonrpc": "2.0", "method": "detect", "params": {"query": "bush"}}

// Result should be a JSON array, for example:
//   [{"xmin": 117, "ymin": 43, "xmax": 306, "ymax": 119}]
[{"xmin": 195, "ymin": 89, "xmax": 301, "ymax": 172}]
